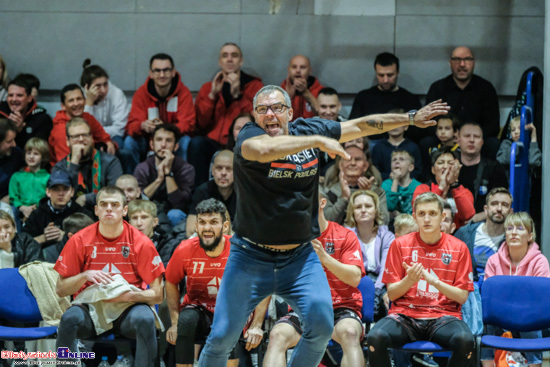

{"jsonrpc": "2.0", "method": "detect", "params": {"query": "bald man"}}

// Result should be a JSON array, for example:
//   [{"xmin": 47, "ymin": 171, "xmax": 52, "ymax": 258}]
[
  {"xmin": 186, "ymin": 150, "xmax": 236, "ymax": 237},
  {"xmin": 281, "ymin": 55, "xmax": 324, "ymax": 119},
  {"xmin": 426, "ymin": 46, "xmax": 500, "ymax": 152}
]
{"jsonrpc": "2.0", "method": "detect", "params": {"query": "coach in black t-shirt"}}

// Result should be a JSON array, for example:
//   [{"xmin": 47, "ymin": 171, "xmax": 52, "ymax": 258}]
[{"xmin": 197, "ymin": 85, "xmax": 449, "ymax": 367}]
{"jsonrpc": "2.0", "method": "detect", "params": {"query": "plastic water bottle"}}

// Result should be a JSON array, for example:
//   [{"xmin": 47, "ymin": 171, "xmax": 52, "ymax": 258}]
[
  {"xmin": 113, "ymin": 355, "xmax": 132, "ymax": 367},
  {"xmin": 98, "ymin": 356, "xmax": 111, "ymax": 367},
  {"xmin": 112, "ymin": 356, "xmax": 123, "ymax": 367}
]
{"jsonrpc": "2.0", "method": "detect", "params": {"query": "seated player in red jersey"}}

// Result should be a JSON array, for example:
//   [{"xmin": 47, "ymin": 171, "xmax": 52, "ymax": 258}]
[
  {"xmin": 54, "ymin": 186, "xmax": 165, "ymax": 367},
  {"xmin": 367, "ymin": 192, "xmax": 475, "ymax": 367},
  {"xmin": 165, "ymin": 198, "xmax": 268, "ymax": 367},
  {"xmin": 263, "ymin": 193, "xmax": 366, "ymax": 367}
]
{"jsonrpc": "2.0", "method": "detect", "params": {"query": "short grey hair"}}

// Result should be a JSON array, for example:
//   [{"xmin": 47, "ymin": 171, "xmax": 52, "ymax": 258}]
[{"xmin": 253, "ymin": 85, "xmax": 291, "ymax": 109}]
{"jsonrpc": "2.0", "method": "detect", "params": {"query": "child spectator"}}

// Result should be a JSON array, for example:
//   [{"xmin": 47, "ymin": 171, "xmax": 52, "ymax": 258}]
[
  {"xmin": 496, "ymin": 116, "xmax": 542, "ymax": 169},
  {"xmin": 0, "ymin": 210, "xmax": 43, "ymax": 268},
  {"xmin": 421, "ymin": 114, "xmax": 460, "ymax": 181},
  {"xmin": 9, "ymin": 137, "xmax": 50, "ymax": 221},
  {"xmin": 371, "ymin": 109, "xmax": 422, "ymax": 180},
  {"xmin": 393, "ymin": 213, "xmax": 417, "ymax": 237},
  {"xmin": 43, "ymin": 212, "xmax": 94, "ymax": 263},
  {"xmin": 381, "ymin": 150, "xmax": 421, "ymax": 217}
]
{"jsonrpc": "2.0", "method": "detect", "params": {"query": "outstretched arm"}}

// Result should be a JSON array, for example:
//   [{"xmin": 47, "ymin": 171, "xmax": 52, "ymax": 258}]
[
  {"xmin": 242, "ymin": 134, "xmax": 350, "ymax": 163},
  {"xmin": 339, "ymin": 100, "xmax": 449, "ymax": 143}
]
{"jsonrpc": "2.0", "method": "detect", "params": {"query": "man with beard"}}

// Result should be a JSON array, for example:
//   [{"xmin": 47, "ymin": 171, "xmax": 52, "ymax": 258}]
[
  {"xmin": 134, "ymin": 124, "xmax": 195, "ymax": 227},
  {"xmin": 455, "ymin": 187, "xmax": 513, "ymax": 288},
  {"xmin": 0, "ymin": 119, "xmax": 24, "ymax": 202},
  {"xmin": 49, "ymin": 84, "xmax": 116, "ymax": 164},
  {"xmin": 165, "ymin": 199, "xmax": 266, "ymax": 367},
  {"xmin": 52, "ymin": 118, "xmax": 122, "ymax": 210},
  {"xmin": 0, "ymin": 76, "xmax": 53, "ymax": 148},
  {"xmin": 186, "ymin": 150, "xmax": 236, "ymax": 238},
  {"xmin": 281, "ymin": 55, "xmax": 324, "ymax": 119}
]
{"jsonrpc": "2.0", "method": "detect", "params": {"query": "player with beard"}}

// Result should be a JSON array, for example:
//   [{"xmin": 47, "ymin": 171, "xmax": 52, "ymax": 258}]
[
  {"xmin": 52, "ymin": 118, "xmax": 122, "ymax": 210},
  {"xmin": 134, "ymin": 124, "xmax": 195, "ymax": 227},
  {"xmin": 165, "ymin": 199, "xmax": 267, "ymax": 367}
]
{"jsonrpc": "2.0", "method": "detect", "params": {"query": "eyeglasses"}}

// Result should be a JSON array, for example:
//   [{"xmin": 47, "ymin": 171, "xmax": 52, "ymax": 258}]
[
  {"xmin": 255, "ymin": 103, "xmax": 288, "ymax": 115},
  {"xmin": 151, "ymin": 67, "xmax": 173, "ymax": 75},
  {"xmin": 450, "ymin": 57, "xmax": 474, "ymax": 63},
  {"xmin": 68, "ymin": 132, "xmax": 92, "ymax": 140},
  {"xmin": 506, "ymin": 225, "xmax": 526, "ymax": 232}
]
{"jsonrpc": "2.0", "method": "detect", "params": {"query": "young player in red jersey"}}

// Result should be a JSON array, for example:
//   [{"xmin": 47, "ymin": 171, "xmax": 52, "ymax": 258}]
[
  {"xmin": 54, "ymin": 186, "xmax": 165, "ymax": 367},
  {"xmin": 165, "ymin": 199, "xmax": 267, "ymax": 367},
  {"xmin": 263, "ymin": 194, "xmax": 366, "ymax": 367},
  {"xmin": 367, "ymin": 192, "xmax": 475, "ymax": 366}
]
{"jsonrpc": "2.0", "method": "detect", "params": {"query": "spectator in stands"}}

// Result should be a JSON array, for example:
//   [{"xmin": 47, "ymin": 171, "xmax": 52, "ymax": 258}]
[
  {"xmin": 367, "ymin": 192, "xmax": 475, "ymax": 366},
  {"xmin": 165, "ymin": 199, "xmax": 266, "ymax": 367},
  {"xmin": 116, "ymin": 174, "xmax": 143, "ymax": 203},
  {"xmin": 0, "ymin": 119, "xmax": 24, "ymax": 203},
  {"xmin": 23, "ymin": 170, "xmax": 92, "ymax": 247},
  {"xmin": 54, "ymin": 186, "xmax": 164, "ymax": 367},
  {"xmin": 0, "ymin": 55, "xmax": 7, "ymax": 101},
  {"xmin": 0, "ymin": 76, "xmax": 52, "ymax": 148},
  {"xmin": 186, "ymin": 150, "xmax": 235, "ymax": 238},
  {"xmin": 381, "ymin": 150, "xmax": 422, "ymax": 217},
  {"xmin": 81, "ymin": 59, "xmax": 130, "ymax": 151},
  {"xmin": 128, "ymin": 199, "xmax": 178, "ymax": 268},
  {"xmin": 315, "ymin": 87, "xmax": 346, "ymax": 175},
  {"xmin": 441, "ymin": 201, "xmax": 457, "ymax": 235},
  {"xmin": 134, "ymin": 124, "xmax": 194, "ymax": 227},
  {"xmin": 344, "ymin": 189, "xmax": 394, "ymax": 320},
  {"xmin": 281, "ymin": 55, "xmax": 324, "ymax": 119},
  {"xmin": 420, "ymin": 114, "xmax": 460, "ymax": 181},
  {"xmin": 455, "ymin": 187, "xmax": 512, "ymax": 288},
  {"xmin": 49, "ymin": 84, "xmax": 116, "ymax": 164},
  {"xmin": 126, "ymin": 53, "xmax": 195, "ymax": 173},
  {"xmin": 16, "ymin": 74, "xmax": 41, "ymax": 104},
  {"xmin": 322, "ymin": 145, "xmax": 389, "ymax": 225},
  {"xmin": 43, "ymin": 212, "xmax": 94, "ymax": 263},
  {"xmin": 426, "ymin": 46, "xmax": 500, "ymax": 158},
  {"xmin": 371, "ymin": 110, "xmax": 422, "ymax": 180},
  {"xmin": 226, "ymin": 112, "xmax": 254, "ymax": 151},
  {"xmin": 52, "ymin": 118, "xmax": 123, "ymax": 209},
  {"xmin": 192, "ymin": 43, "xmax": 263, "ymax": 185},
  {"xmin": 496, "ymin": 116, "xmax": 542, "ymax": 169},
  {"xmin": 393, "ymin": 213, "xmax": 417, "ymax": 238},
  {"xmin": 457, "ymin": 121, "xmax": 508, "ymax": 218},
  {"xmin": 0, "ymin": 209, "xmax": 43, "ymax": 268},
  {"xmin": 482, "ymin": 211, "xmax": 549, "ymax": 367},
  {"xmin": 350, "ymin": 52, "xmax": 422, "ymax": 142},
  {"xmin": 264, "ymin": 193, "xmax": 366, "ymax": 367},
  {"xmin": 414, "ymin": 146, "xmax": 475, "ymax": 230},
  {"xmin": 9, "ymin": 137, "xmax": 50, "ymax": 222}
]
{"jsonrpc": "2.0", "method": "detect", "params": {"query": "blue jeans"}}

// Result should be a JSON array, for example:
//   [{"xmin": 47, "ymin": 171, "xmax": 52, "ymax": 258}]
[
  {"xmin": 198, "ymin": 235, "xmax": 334, "ymax": 367},
  {"xmin": 123, "ymin": 135, "xmax": 148, "ymax": 174}
]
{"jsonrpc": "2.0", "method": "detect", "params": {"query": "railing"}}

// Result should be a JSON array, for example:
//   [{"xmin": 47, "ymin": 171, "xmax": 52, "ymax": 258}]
[{"xmin": 509, "ymin": 72, "xmax": 534, "ymax": 212}]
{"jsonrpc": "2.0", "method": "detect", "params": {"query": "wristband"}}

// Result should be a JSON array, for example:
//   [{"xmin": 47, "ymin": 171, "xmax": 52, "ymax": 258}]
[{"xmin": 450, "ymin": 181, "xmax": 460, "ymax": 189}]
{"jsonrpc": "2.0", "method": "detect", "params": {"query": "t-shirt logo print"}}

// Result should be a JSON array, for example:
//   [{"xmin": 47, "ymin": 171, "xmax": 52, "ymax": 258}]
[
  {"xmin": 441, "ymin": 253, "xmax": 452, "ymax": 266},
  {"xmin": 121, "ymin": 246, "xmax": 130, "ymax": 258},
  {"xmin": 325, "ymin": 242, "xmax": 335, "ymax": 255},
  {"xmin": 207, "ymin": 277, "xmax": 222, "ymax": 298}
]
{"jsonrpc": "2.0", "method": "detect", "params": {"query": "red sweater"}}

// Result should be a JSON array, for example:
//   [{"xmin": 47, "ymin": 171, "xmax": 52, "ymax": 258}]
[
  {"xmin": 413, "ymin": 183, "xmax": 475, "ymax": 230},
  {"xmin": 195, "ymin": 73, "xmax": 262, "ymax": 145},
  {"xmin": 127, "ymin": 72, "xmax": 195, "ymax": 138},
  {"xmin": 49, "ymin": 110, "xmax": 114, "ymax": 164},
  {"xmin": 280, "ymin": 76, "xmax": 324, "ymax": 119}
]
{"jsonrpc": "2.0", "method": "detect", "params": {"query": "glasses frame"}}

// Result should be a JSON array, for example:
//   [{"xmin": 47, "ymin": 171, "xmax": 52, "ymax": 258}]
[
  {"xmin": 151, "ymin": 67, "xmax": 174, "ymax": 75},
  {"xmin": 255, "ymin": 103, "xmax": 289, "ymax": 115},
  {"xmin": 450, "ymin": 57, "xmax": 474, "ymax": 63}
]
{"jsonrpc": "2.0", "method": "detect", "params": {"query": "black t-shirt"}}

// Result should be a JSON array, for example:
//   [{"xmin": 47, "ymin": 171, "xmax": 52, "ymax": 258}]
[
  {"xmin": 233, "ymin": 118, "xmax": 341, "ymax": 245},
  {"xmin": 188, "ymin": 180, "xmax": 237, "ymax": 221},
  {"xmin": 458, "ymin": 157, "xmax": 508, "ymax": 212}
]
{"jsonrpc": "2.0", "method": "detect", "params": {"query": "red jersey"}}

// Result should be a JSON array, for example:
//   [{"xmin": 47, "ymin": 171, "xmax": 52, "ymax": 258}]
[
  {"xmin": 319, "ymin": 221, "xmax": 366, "ymax": 316},
  {"xmin": 165, "ymin": 235, "xmax": 231, "ymax": 313},
  {"xmin": 383, "ymin": 232, "xmax": 473, "ymax": 319},
  {"xmin": 54, "ymin": 221, "xmax": 165, "ymax": 297}
]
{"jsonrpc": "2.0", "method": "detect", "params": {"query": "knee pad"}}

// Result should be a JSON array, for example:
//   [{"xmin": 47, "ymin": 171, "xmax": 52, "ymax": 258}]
[{"xmin": 177, "ymin": 308, "xmax": 201, "ymax": 338}]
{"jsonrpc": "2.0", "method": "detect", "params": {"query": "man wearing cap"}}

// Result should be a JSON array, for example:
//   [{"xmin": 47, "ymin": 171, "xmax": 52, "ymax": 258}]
[{"xmin": 22, "ymin": 170, "xmax": 93, "ymax": 248}]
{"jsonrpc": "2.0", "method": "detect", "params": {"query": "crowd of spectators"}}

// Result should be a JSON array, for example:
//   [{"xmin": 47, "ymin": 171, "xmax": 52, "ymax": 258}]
[{"xmin": 0, "ymin": 44, "xmax": 546, "ymax": 367}]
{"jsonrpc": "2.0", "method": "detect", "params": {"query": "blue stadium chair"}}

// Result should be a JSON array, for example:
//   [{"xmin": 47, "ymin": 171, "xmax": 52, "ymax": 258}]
[
  {"xmin": 481, "ymin": 275, "xmax": 550, "ymax": 353},
  {"xmin": 0, "ymin": 268, "xmax": 57, "ymax": 341}
]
